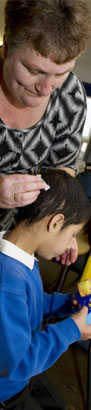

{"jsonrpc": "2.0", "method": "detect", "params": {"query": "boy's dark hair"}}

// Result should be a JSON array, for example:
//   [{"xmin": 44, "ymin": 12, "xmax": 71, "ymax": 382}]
[
  {"xmin": 14, "ymin": 169, "xmax": 91, "ymax": 230},
  {"xmin": 4, "ymin": 0, "xmax": 90, "ymax": 63}
]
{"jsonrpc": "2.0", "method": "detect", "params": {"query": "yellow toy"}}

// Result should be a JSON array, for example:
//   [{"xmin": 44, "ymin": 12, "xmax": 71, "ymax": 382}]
[
  {"xmin": 76, "ymin": 254, "xmax": 91, "ymax": 324},
  {"xmin": 78, "ymin": 280, "xmax": 91, "ymax": 297}
]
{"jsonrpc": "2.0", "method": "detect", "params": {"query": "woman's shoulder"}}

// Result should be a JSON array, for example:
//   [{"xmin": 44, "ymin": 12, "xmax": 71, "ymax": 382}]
[
  {"xmin": 56, "ymin": 71, "xmax": 86, "ymax": 126},
  {"xmin": 50, "ymin": 72, "xmax": 86, "ymax": 112},
  {"xmin": 59, "ymin": 71, "xmax": 86, "ymax": 101}
]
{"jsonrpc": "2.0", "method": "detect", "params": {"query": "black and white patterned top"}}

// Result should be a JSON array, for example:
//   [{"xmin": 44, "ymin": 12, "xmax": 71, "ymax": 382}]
[{"xmin": 0, "ymin": 72, "xmax": 86, "ymax": 230}]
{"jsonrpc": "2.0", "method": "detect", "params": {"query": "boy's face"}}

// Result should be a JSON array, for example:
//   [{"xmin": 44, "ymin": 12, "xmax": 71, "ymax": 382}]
[{"xmin": 37, "ymin": 222, "xmax": 84, "ymax": 260}]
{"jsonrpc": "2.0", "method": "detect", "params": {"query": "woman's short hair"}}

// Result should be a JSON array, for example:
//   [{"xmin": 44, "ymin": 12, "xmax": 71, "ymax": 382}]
[
  {"xmin": 4, "ymin": 0, "xmax": 90, "ymax": 63},
  {"xmin": 14, "ymin": 169, "xmax": 91, "ymax": 230}
]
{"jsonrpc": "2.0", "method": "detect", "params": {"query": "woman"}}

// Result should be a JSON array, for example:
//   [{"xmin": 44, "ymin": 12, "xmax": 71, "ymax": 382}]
[{"xmin": 0, "ymin": 0, "xmax": 90, "ymax": 264}]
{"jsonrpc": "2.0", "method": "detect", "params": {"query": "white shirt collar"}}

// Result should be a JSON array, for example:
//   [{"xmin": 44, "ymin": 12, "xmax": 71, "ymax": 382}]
[{"xmin": 0, "ymin": 238, "xmax": 35, "ymax": 270}]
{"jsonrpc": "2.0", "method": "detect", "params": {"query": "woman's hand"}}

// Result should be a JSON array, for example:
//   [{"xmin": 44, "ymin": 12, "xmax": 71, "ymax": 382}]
[
  {"xmin": 0, "ymin": 174, "xmax": 47, "ymax": 208},
  {"xmin": 72, "ymin": 306, "xmax": 91, "ymax": 340}
]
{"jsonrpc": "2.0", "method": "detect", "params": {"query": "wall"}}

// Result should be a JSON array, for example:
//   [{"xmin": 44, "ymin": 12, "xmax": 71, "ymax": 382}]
[{"xmin": 74, "ymin": 0, "xmax": 91, "ymax": 83}]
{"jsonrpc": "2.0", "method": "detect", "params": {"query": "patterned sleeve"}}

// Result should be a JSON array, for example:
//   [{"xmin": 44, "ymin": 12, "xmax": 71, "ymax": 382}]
[{"xmin": 41, "ymin": 73, "xmax": 87, "ymax": 170}]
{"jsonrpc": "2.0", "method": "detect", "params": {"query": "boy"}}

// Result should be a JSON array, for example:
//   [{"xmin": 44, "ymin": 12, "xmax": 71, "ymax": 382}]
[{"xmin": 0, "ymin": 169, "xmax": 91, "ymax": 409}]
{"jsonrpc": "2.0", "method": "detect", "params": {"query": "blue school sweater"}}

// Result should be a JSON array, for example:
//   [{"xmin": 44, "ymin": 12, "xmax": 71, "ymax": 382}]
[{"xmin": 0, "ymin": 239, "xmax": 81, "ymax": 401}]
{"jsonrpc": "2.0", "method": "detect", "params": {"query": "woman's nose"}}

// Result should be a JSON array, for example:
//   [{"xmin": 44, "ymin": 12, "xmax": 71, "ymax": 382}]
[{"xmin": 35, "ymin": 76, "xmax": 54, "ymax": 96}]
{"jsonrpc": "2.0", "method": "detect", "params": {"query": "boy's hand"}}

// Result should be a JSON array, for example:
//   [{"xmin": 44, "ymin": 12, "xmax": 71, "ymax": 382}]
[
  {"xmin": 72, "ymin": 306, "xmax": 91, "ymax": 340},
  {"xmin": 71, "ymin": 293, "xmax": 80, "ymax": 308},
  {"xmin": 55, "ymin": 237, "xmax": 78, "ymax": 266}
]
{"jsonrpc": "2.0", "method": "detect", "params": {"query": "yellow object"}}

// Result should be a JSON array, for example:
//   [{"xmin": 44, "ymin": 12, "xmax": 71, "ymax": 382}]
[
  {"xmin": 78, "ymin": 280, "xmax": 91, "ymax": 297},
  {"xmin": 80, "ymin": 255, "xmax": 91, "ymax": 282},
  {"xmin": 77, "ymin": 254, "xmax": 91, "ymax": 305}
]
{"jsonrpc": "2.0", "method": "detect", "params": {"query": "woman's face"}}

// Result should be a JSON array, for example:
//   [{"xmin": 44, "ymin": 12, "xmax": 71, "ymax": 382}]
[{"xmin": 2, "ymin": 43, "xmax": 75, "ymax": 108}]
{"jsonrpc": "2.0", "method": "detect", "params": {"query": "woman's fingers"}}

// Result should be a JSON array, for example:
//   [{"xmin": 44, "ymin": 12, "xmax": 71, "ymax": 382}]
[{"xmin": 0, "ymin": 174, "xmax": 48, "ymax": 208}]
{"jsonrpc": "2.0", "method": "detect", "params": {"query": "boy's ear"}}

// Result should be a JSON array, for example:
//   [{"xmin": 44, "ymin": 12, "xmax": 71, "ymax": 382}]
[{"xmin": 47, "ymin": 214, "xmax": 64, "ymax": 234}]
